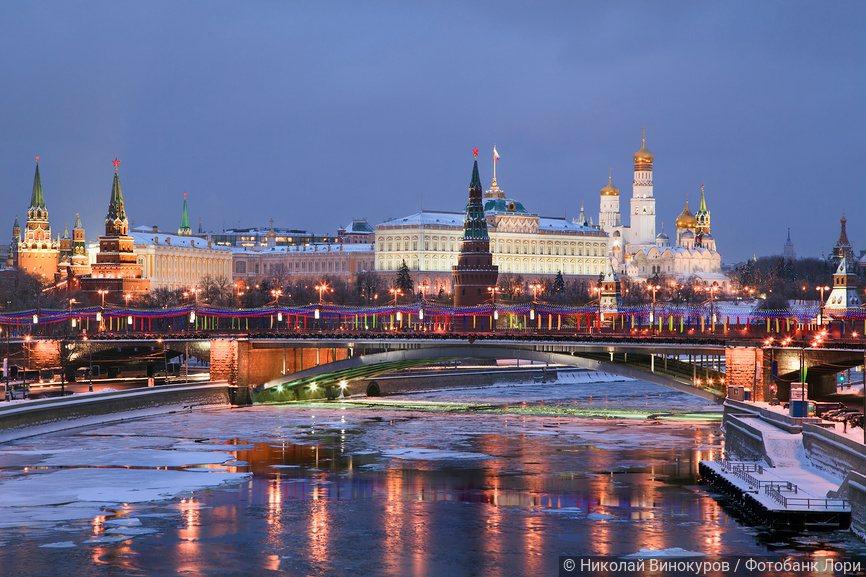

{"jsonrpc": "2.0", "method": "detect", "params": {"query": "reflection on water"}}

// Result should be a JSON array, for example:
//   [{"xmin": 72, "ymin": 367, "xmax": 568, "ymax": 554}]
[{"xmin": 1, "ymin": 397, "xmax": 865, "ymax": 576}]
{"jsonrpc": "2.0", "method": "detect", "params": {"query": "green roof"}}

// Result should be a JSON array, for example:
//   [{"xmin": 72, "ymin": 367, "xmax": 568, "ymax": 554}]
[
  {"xmin": 107, "ymin": 169, "xmax": 126, "ymax": 221},
  {"xmin": 483, "ymin": 197, "xmax": 527, "ymax": 213},
  {"xmin": 30, "ymin": 162, "xmax": 46, "ymax": 209},
  {"xmin": 179, "ymin": 194, "xmax": 191, "ymax": 234}
]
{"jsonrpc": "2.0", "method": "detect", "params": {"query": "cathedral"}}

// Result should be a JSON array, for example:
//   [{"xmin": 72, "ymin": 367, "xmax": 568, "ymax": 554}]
[{"xmin": 598, "ymin": 133, "xmax": 728, "ymax": 289}]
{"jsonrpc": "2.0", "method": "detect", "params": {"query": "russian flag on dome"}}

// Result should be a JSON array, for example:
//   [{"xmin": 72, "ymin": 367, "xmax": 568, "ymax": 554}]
[{"xmin": 493, "ymin": 146, "xmax": 500, "ymax": 161}]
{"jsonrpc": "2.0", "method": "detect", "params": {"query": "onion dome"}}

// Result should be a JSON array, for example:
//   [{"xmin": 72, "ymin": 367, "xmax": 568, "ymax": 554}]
[
  {"xmin": 656, "ymin": 231, "xmax": 669, "ymax": 241},
  {"xmin": 600, "ymin": 174, "xmax": 619, "ymax": 196},
  {"xmin": 675, "ymin": 200, "xmax": 697, "ymax": 229},
  {"xmin": 633, "ymin": 136, "xmax": 653, "ymax": 169},
  {"xmin": 682, "ymin": 229, "xmax": 695, "ymax": 240}
]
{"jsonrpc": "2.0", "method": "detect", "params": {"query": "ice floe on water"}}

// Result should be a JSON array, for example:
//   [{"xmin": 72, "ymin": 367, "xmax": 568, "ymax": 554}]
[
  {"xmin": 0, "ymin": 468, "xmax": 249, "ymax": 508},
  {"xmin": 586, "ymin": 512, "xmax": 616, "ymax": 521},
  {"xmin": 38, "ymin": 541, "xmax": 76, "ymax": 548},
  {"xmin": 625, "ymin": 547, "xmax": 707, "ymax": 557},
  {"xmin": 381, "ymin": 447, "xmax": 490, "ymax": 460}
]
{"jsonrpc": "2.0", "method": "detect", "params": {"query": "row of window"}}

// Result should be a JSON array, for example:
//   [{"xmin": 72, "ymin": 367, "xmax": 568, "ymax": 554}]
[
  {"xmin": 378, "ymin": 236, "xmax": 605, "ymax": 256},
  {"xmin": 377, "ymin": 256, "xmax": 605, "ymax": 275},
  {"xmin": 234, "ymin": 259, "xmax": 374, "ymax": 275}
]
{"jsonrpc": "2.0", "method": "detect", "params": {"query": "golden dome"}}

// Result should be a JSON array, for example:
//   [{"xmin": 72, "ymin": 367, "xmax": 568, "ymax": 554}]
[
  {"xmin": 676, "ymin": 200, "xmax": 697, "ymax": 229},
  {"xmin": 600, "ymin": 174, "xmax": 619, "ymax": 196},
  {"xmin": 634, "ymin": 137, "xmax": 653, "ymax": 165}
]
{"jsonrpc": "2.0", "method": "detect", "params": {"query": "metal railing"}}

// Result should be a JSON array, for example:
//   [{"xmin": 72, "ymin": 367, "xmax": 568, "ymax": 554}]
[{"xmin": 765, "ymin": 486, "xmax": 847, "ymax": 510}]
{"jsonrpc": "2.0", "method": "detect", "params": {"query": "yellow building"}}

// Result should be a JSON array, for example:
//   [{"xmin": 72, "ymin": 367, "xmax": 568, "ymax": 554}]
[{"xmin": 129, "ymin": 226, "xmax": 233, "ymax": 291}]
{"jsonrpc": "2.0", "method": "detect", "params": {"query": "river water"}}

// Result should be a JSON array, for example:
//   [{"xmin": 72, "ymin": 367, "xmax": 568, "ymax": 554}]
[{"xmin": 0, "ymin": 374, "xmax": 863, "ymax": 576}]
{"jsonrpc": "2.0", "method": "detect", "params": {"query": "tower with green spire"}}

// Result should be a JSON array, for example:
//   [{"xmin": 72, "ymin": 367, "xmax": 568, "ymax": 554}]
[
  {"xmin": 82, "ymin": 158, "xmax": 150, "ymax": 300},
  {"xmin": 70, "ymin": 213, "xmax": 90, "ymax": 275},
  {"xmin": 18, "ymin": 156, "xmax": 60, "ymax": 278},
  {"xmin": 452, "ymin": 149, "xmax": 498, "ymax": 326},
  {"xmin": 178, "ymin": 192, "xmax": 192, "ymax": 236},
  {"xmin": 105, "ymin": 159, "xmax": 128, "ymax": 236},
  {"xmin": 694, "ymin": 184, "xmax": 711, "ymax": 246},
  {"xmin": 59, "ymin": 224, "xmax": 72, "ymax": 266}
]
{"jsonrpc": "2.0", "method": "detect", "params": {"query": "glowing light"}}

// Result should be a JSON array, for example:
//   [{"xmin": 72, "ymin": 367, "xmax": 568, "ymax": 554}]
[
  {"xmin": 310, "ymin": 383, "xmax": 317, "ymax": 391},
  {"xmin": 339, "ymin": 380, "xmax": 347, "ymax": 389}
]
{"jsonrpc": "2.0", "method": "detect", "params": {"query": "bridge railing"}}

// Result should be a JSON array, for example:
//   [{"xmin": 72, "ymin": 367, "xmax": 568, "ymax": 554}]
[{"xmin": 2, "ymin": 301, "xmax": 864, "ymax": 343}]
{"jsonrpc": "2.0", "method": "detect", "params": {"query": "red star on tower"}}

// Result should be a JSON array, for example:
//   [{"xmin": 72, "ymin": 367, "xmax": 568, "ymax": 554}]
[
  {"xmin": 472, "ymin": 147, "xmax": 479, "ymax": 158},
  {"xmin": 113, "ymin": 158, "xmax": 120, "ymax": 169}
]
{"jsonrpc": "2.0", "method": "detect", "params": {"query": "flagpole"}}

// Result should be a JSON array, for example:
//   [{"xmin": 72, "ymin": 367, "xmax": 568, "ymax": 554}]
[{"xmin": 493, "ymin": 145, "xmax": 497, "ymax": 185}]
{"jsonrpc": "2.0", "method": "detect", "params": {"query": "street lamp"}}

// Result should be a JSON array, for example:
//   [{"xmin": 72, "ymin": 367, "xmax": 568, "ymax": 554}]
[
  {"xmin": 708, "ymin": 282, "xmax": 719, "ymax": 332},
  {"xmin": 315, "ymin": 283, "xmax": 329, "ymax": 304},
  {"xmin": 124, "ymin": 293, "xmax": 132, "ymax": 333},
  {"xmin": 68, "ymin": 298, "xmax": 78, "ymax": 331},
  {"xmin": 389, "ymin": 287, "xmax": 403, "ymax": 329},
  {"xmin": 271, "ymin": 289, "xmax": 283, "ymax": 328},
  {"xmin": 97, "ymin": 289, "xmax": 108, "ymax": 332},
  {"xmin": 816, "ymin": 285, "xmax": 830, "ymax": 326},
  {"xmin": 83, "ymin": 334, "xmax": 93, "ymax": 392},
  {"xmin": 1, "ymin": 325, "xmax": 8, "ymax": 393},
  {"xmin": 647, "ymin": 283, "xmax": 661, "ymax": 334}
]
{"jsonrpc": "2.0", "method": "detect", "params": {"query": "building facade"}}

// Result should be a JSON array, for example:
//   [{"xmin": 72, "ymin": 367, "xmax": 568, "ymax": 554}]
[{"xmin": 375, "ymin": 152, "xmax": 608, "ymax": 296}]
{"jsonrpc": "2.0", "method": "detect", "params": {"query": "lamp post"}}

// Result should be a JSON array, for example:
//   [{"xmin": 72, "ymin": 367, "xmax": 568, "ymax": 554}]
[
  {"xmin": 68, "ymin": 298, "xmax": 78, "ymax": 334},
  {"xmin": 487, "ymin": 286, "xmax": 499, "ymax": 331},
  {"xmin": 124, "ymin": 293, "xmax": 132, "ymax": 333},
  {"xmin": 389, "ymin": 287, "xmax": 403, "ymax": 330},
  {"xmin": 816, "ymin": 285, "xmax": 830, "ymax": 326},
  {"xmin": 271, "ymin": 289, "xmax": 282, "ymax": 331},
  {"xmin": 648, "ymin": 283, "xmax": 660, "ymax": 334},
  {"xmin": 84, "ymin": 334, "xmax": 93, "ymax": 392},
  {"xmin": 97, "ymin": 289, "xmax": 108, "ymax": 332},
  {"xmin": 1, "ymin": 325, "xmax": 8, "ymax": 393},
  {"xmin": 709, "ymin": 282, "xmax": 719, "ymax": 333}
]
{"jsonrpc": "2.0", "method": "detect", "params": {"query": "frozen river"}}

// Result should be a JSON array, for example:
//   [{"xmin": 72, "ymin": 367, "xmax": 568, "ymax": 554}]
[{"xmin": 0, "ymin": 373, "xmax": 863, "ymax": 576}]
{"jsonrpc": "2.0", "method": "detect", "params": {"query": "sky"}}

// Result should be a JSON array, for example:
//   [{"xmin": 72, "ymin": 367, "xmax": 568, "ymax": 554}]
[{"xmin": 1, "ymin": 1, "xmax": 864, "ymax": 264}]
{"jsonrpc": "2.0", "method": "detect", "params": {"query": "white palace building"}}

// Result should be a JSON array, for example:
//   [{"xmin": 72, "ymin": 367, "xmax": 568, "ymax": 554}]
[{"xmin": 374, "ymin": 150, "xmax": 609, "ymax": 296}]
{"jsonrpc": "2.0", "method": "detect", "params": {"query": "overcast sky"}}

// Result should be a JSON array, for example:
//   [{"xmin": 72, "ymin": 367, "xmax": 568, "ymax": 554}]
[{"xmin": 1, "ymin": 1, "xmax": 864, "ymax": 263}]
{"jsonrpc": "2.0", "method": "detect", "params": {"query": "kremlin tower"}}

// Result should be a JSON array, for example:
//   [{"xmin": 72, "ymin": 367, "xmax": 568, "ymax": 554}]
[
  {"xmin": 80, "ymin": 159, "xmax": 149, "ymax": 300},
  {"xmin": 15, "ymin": 158, "xmax": 60, "ymax": 279},
  {"xmin": 452, "ymin": 149, "xmax": 498, "ymax": 329}
]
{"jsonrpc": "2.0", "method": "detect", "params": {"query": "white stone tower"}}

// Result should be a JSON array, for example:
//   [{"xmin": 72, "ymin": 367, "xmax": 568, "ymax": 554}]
[{"xmin": 628, "ymin": 129, "xmax": 656, "ymax": 250}]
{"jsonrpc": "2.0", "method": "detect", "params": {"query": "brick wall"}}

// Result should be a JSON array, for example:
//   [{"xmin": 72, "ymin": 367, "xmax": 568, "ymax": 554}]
[
  {"xmin": 27, "ymin": 340, "xmax": 62, "ymax": 369},
  {"xmin": 725, "ymin": 347, "xmax": 764, "ymax": 401},
  {"xmin": 209, "ymin": 339, "xmax": 238, "ymax": 386}
]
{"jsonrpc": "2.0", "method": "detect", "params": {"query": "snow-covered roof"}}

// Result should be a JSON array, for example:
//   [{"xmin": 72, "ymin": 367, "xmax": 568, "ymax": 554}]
[
  {"xmin": 537, "ymin": 216, "xmax": 599, "ymax": 234},
  {"xmin": 378, "ymin": 211, "xmax": 463, "ymax": 228},
  {"xmin": 635, "ymin": 246, "xmax": 720, "ymax": 257},
  {"xmin": 232, "ymin": 243, "xmax": 373, "ymax": 255},
  {"xmin": 131, "ymin": 231, "xmax": 231, "ymax": 251},
  {"xmin": 377, "ymin": 210, "xmax": 605, "ymax": 235}
]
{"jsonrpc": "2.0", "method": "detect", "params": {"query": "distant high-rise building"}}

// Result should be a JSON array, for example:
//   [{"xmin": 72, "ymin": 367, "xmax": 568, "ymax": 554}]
[{"xmin": 783, "ymin": 228, "xmax": 795, "ymax": 260}]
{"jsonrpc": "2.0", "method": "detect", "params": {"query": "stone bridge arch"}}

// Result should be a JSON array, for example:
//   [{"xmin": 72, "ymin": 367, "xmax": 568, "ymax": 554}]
[{"xmin": 253, "ymin": 344, "xmax": 722, "ymax": 404}]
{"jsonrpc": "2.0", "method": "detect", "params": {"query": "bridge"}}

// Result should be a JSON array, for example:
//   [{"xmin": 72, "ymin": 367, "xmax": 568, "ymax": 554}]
[{"xmin": 3, "ymin": 329, "xmax": 863, "ymax": 406}]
